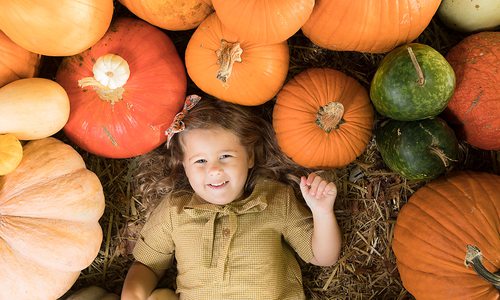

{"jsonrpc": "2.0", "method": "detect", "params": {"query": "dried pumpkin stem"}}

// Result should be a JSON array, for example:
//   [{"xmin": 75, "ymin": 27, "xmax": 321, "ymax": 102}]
[
  {"xmin": 216, "ymin": 39, "xmax": 243, "ymax": 85},
  {"xmin": 316, "ymin": 102, "xmax": 345, "ymax": 133},
  {"xmin": 464, "ymin": 245, "xmax": 500, "ymax": 288},
  {"xmin": 407, "ymin": 46, "xmax": 425, "ymax": 86},
  {"xmin": 429, "ymin": 146, "xmax": 455, "ymax": 168}
]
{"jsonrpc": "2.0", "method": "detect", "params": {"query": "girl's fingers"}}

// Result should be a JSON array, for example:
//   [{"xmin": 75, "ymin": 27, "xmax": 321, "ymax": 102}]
[
  {"xmin": 308, "ymin": 175, "xmax": 323, "ymax": 196},
  {"xmin": 324, "ymin": 182, "xmax": 337, "ymax": 196}
]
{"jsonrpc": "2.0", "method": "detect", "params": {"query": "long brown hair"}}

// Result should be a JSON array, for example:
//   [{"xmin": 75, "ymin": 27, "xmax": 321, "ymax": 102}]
[{"xmin": 134, "ymin": 96, "xmax": 310, "ymax": 207}]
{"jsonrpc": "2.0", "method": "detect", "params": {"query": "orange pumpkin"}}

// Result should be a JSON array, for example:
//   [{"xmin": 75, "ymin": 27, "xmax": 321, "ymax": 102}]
[
  {"xmin": 0, "ymin": 31, "xmax": 41, "ymax": 88},
  {"xmin": 0, "ymin": 0, "xmax": 113, "ymax": 56},
  {"xmin": 56, "ymin": 17, "xmax": 187, "ymax": 158},
  {"xmin": 0, "ymin": 137, "xmax": 105, "ymax": 300},
  {"xmin": 273, "ymin": 68, "xmax": 374, "ymax": 168},
  {"xmin": 301, "ymin": 0, "xmax": 441, "ymax": 53},
  {"xmin": 212, "ymin": 0, "xmax": 314, "ymax": 44},
  {"xmin": 393, "ymin": 171, "xmax": 500, "ymax": 300},
  {"xmin": 443, "ymin": 31, "xmax": 500, "ymax": 150},
  {"xmin": 118, "ymin": 0, "xmax": 213, "ymax": 30},
  {"xmin": 185, "ymin": 13, "xmax": 289, "ymax": 105}
]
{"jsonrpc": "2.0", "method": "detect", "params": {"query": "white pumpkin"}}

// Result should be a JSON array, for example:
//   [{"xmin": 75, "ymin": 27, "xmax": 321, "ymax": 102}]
[{"xmin": 438, "ymin": 0, "xmax": 500, "ymax": 32}]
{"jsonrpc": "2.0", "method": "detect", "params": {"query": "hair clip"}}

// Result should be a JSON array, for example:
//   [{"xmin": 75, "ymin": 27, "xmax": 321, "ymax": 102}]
[{"xmin": 165, "ymin": 94, "xmax": 202, "ymax": 148}]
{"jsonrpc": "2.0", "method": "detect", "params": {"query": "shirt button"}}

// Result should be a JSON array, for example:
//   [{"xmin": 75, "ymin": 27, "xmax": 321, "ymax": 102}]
[{"xmin": 222, "ymin": 228, "xmax": 230, "ymax": 237}]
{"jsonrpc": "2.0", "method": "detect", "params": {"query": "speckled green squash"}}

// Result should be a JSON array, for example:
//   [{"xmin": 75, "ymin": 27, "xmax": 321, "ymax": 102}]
[
  {"xmin": 370, "ymin": 43, "xmax": 456, "ymax": 121},
  {"xmin": 375, "ymin": 117, "xmax": 459, "ymax": 180}
]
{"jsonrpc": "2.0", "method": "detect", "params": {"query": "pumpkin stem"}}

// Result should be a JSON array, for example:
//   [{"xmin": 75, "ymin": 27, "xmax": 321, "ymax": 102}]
[
  {"xmin": 216, "ymin": 39, "xmax": 243, "ymax": 86},
  {"xmin": 465, "ymin": 245, "xmax": 500, "ymax": 288},
  {"xmin": 407, "ymin": 46, "xmax": 425, "ymax": 86},
  {"xmin": 316, "ymin": 102, "xmax": 345, "ymax": 133},
  {"xmin": 78, "ymin": 54, "xmax": 130, "ymax": 105}
]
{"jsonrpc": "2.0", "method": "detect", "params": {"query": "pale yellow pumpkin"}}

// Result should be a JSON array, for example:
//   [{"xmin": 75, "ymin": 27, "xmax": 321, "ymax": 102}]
[
  {"xmin": 0, "ymin": 133, "xmax": 22, "ymax": 176},
  {"xmin": 0, "ymin": 137, "xmax": 105, "ymax": 300},
  {"xmin": 0, "ymin": 78, "xmax": 70, "ymax": 140}
]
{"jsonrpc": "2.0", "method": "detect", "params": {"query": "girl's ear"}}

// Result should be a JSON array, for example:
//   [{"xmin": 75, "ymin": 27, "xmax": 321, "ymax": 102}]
[{"xmin": 248, "ymin": 149, "xmax": 255, "ymax": 169}]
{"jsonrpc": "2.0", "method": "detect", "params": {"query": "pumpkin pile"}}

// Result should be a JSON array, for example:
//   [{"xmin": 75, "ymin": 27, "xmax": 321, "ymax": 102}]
[{"xmin": 0, "ymin": 0, "xmax": 499, "ymax": 299}]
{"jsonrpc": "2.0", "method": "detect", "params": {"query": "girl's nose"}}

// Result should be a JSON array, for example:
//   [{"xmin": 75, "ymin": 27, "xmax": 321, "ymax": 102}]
[{"xmin": 207, "ymin": 162, "xmax": 223, "ymax": 176}]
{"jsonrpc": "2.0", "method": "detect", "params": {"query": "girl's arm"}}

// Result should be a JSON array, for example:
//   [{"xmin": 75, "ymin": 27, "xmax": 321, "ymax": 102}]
[
  {"xmin": 121, "ymin": 261, "xmax": 166, "ymax": 300},
  {"xmin": 299, "ymin": 173, "xmax": 342, "ymax": 266}
]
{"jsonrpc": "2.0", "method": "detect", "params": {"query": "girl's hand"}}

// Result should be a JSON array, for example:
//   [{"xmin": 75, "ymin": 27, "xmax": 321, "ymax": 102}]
[{"xmin": 299, "ymin": 173, "xmax": 337, "ymax": 216}]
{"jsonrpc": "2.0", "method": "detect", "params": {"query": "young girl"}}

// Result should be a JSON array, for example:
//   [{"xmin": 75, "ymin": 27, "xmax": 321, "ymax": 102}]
[{"xmin": 122, "ymin": 95, "xmax": 342, "ymax": 300}]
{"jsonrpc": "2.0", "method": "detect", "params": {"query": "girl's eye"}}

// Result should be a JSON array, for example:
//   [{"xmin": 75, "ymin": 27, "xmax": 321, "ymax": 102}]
[
  {"xmin": 194, "ymin": 159, "xmax": 207, "ymax": 164},
  {"xmin": 220, "ymin": 154, "xmax": 232, "ymax": 159}
]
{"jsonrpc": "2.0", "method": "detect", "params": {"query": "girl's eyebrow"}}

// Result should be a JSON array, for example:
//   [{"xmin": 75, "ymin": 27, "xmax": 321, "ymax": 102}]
[{"xmin": 187, "ymin": 149, "xmax": 239, "ymax": 161}]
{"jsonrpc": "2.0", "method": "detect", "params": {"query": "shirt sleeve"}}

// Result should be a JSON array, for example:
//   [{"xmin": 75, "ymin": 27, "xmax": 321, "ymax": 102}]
[
  {"xmin": 133, "ymin": 197, "xmax": 175, "ymax": 270},
  {"xmin": 281, "ymin": 186, "xmax": 315, "ymax": 263}
]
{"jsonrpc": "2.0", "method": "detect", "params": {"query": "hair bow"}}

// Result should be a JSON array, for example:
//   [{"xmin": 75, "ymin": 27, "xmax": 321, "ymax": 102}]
[{"xmin": 165, "ymin": 94, "xmax": 201, "ymax": 148}]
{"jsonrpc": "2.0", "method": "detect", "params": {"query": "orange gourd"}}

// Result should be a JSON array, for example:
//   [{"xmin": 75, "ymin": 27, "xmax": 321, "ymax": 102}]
[
  {"xmin": 212, "ymin": 0, "xmax": 314, "ymax": 44},
  {"xmin": 443, "ymin": 32, "xmax": 500, "ymax": 150},
  {"xmin": 0, "ymin": 137, "xmax": 105, "ymax": 300},
  {"xmin": 0, "ymin": 31, "xmax": 41, "ymax": 88},
  {"xmin": 56, "ymin": 17, "xmax": 187, "ymax": 158},
  {"xmin": 185, "ymin": 13, "xmax": 289, "ymax": 105},
  {"xmin": 118, "ymin": 0, "xmax": 213, "ymax": 30},
  {"xmin": 393, "ymin": 171, "xmax": 500, "ymax": 300},
  {"xmin": 0, "ymin": 134, "xmax": 22, "ymax": 176},
  {"xmin": 0, "ymin": 0, "xmax": 113, "ymax": 56},
  {"xmin": 301, "ymin": 0, "xmax": 441, "ymax": 53},
  {"xmin": 273, "ymin": 68, "xmax": 374, "ymax": 168}
]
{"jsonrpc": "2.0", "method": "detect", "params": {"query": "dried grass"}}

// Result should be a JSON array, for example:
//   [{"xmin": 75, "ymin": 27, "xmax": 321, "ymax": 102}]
[{"xmin": 53, "ymin": 5, "xmax": 498, "ymax": 299}]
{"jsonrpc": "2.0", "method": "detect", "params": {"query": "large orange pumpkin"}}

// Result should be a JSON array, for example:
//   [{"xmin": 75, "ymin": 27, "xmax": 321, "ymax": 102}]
[
  {"xmin": 0, "ymin": 31, "xmax": 41, "ymax": 88},
  {"xmin": 0, "ymin": 0, "xmax": 113, "ymax": 56},
  {"xmin": 212, "ymin": 0, "xmax": 314, "ymax": 44},
  {"xmin": 393, "ymin": 171, "xmax": 500, "ymax": 300},
  {"xmin": 118, "ymin": 0, "xmax": 213, "ymax": 30},
  {"xmin": 443, "ymin": 31, "xmax": 500, "ymax": 150},
  {"xmin": 0, "ymin": 137, "xmax": 105, "ymax": 300},
  {"xmin": 185, "ymin": 13, "xmax": 289, "ymax": 105},
  {"xmin": 56, "ymin": 17, "xmax": 187, "ymax": 158},
  {"xmin": 301, "ymin": 0, "xmax": 441, "ymax": 53},
  {"xmin": 273, "ymin": 68, "xmax": 374, "ymax": 168}
]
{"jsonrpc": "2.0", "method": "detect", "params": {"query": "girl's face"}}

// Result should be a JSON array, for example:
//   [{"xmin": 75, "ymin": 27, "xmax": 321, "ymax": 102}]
[{"xmin": 181, "ymin": 127, "xmax": 254, "ymax": 205}]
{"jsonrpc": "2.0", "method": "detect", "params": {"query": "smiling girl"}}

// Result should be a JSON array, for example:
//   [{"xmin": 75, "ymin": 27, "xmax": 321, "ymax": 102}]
[{"xmin": 121, "ymin": 95, "xmax": 342, "ymax": 300}]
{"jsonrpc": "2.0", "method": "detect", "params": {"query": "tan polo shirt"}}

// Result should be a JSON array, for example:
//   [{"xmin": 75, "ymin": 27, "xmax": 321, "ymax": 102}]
[{"xmin": 133, "ymin": 177, "xmax": 314, "ymax": 300}]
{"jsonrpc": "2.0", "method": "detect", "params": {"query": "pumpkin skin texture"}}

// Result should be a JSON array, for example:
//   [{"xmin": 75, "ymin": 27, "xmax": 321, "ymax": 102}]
[
  {"xmin": 301, "ymin": 0, "xmax": 441, "ymax": 53},
  {"xmin": 0, "ymin": 133, "xmax": 22, "ymax": 176},
  {"xmin": 0, "ymin": 137, "xmax": 105, "ymax": 300},
  {"xmin": 0, "ymin": 31, "xmax": 41, "ymax": 88},
  {"xmin": 370, "ymin": 43, "xmax": 456, "ymax": 121},
  {"xmin": 273, "ymin": 68, "xmax": 374, "ymax": 168},
  {"xmin": 0, "ymin": 0, "xmax": 113, "ymax": 56},
  {"xmin": 393, "ymin": 171, "xmax": 500, "ymax": 300},
  {"xmin": 118, "ymin": 0, "xmax": 213, "ymax": 30},
  {"xmin": 56, "ymin": 17, "xmax": 187, "ymax": 158},
  {"xmin": 212, "ymin": 0, "xmax": 314, "ymax": 44},
  {"xmin": 185, "ymin": 13, "xmax": 289, "ymax": 106},
  {"xmin": 375, "ymin": 118, "xmax": 459, "ymax": 180},
  {"xmin": 438, "ymin": 0, "xmax": 500, "ymax": 32},
  {"xmin": 0, "ymin": 78, "xmax": 70, "ymax": 140},
  {"xmin": 443, "ymin": 32, "xmax": 500, "ymax": 150}
]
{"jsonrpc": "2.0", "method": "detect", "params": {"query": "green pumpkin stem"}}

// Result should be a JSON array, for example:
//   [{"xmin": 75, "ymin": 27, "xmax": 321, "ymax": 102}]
[
  {"xmin": 216, "ymin": 39, "xmax": 243, "ymax": 86},
  {"xmin": 407, "ymin": 46, "xmax": 425, "ymax": 86},
  {"xmin": 316, "ymin": 102, "xmax": 345, "ymax": 133},
  {"xmin": 465, "ymin": 245, "xmax": 500, "ymax": 288}
]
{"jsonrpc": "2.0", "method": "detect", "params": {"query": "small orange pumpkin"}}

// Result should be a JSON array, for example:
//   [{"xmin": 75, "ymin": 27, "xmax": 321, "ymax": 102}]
[
  {"xmin": 0, "ymin": 133, "xmax": 22, "ymax": 176},
  {"xmin": 273, "ymin": 68, "xmax": 374, "ymax": 168},
  {"xmin": 212, "ymin": 0, "xmax": 314, "ymax": 44},
  {"xmin": 0, "ymin": 0, "xmax": 113, "ymax": 56},
  {"xmin": 443, "ymin": 31, "xmax": 500, "ymax": 150},
  {"xmin": 0, "ymin": 31, "xmax": 41, "ymax": 88},
  {"xmin": 118, "ymin": 0, "xmax": 213, "ymax": 30},
  {"xmin": 185, "ymin": 13, "xmax": 289, "ymax": 105},
  {"xmin": 0, "ymin": 137, "xmax": 105, "ymax": 300},
  {"xmin": 393, "ymin": 171, "xmax": 500, "ymax": 300},
  {"xmin": 301, "ymin": 0, "xmax": 441, "ymax": 53}
]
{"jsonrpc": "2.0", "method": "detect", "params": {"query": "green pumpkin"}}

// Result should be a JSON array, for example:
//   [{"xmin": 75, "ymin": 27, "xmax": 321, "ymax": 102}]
[
  {"xmin": 375, "ymin": 117, "xmax": 459, "ymax": 180},
  {"xmin": 370, "ymin": 43, "xmax": 455, "ymax": 121}
]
